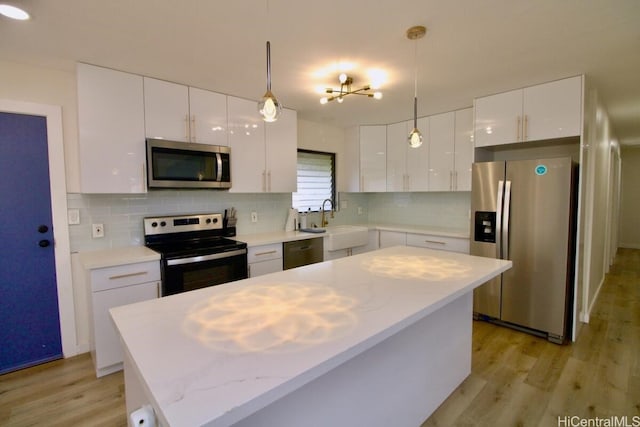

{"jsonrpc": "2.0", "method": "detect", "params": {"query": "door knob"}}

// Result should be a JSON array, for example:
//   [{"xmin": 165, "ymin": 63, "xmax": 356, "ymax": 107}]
[
  {"xmin": 38, "ymin": 239, "xmax": 50, "ymax": 248},
  {"xmin": 38, "ymin": 225, "xmax": 49, "ymax": 233}
]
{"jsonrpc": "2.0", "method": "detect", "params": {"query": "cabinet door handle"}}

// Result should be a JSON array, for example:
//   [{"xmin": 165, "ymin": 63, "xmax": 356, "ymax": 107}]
[
  {"xmin": 156, "ymin": 281, "xmax": 161, "ymax": 298},
  {"xmin": 262, "ymin": 171, "xmax": 267, "ymax": 192},
  {"xmin": 108, "ymin": 271, "xmax": 148, "ymax": 280},
  {"xmin": 255, "ymin": 250, "xmax": 278, "ymax": 256},
  {"xmin": 191, "ymin": 115, "xmax": 196, "ymax": 142},
  {"xmin": 141, "ymin": 163, "xmax": 146, "ymax": 190},
  {"xmin": 267, "ymin": 170, "xmax": 272, "ymax": 192},
  {"xmin": 450, "ymin": 171, "xmax": 453, "ymax": 191},
  {"xmin": 184, "ymin": 114, "xmax": 190, "ymax": 141},
  {"xmin": 424, "ymin": 239, "xmax": 446, "ymax": 245},
  {"xmin": 454, "ymin": 171, "xmax": 458, "ymax": 191},
  {"xmin": 406, "ymin": 174, "xmax": 410, "ymax": 191},
  {"xmin": 523, "ymin": 115, "xmax": 528, "ymax": 140},
  {"xmin": 516, "ymin": 115, "xmax": 521, "ymax": 141}
]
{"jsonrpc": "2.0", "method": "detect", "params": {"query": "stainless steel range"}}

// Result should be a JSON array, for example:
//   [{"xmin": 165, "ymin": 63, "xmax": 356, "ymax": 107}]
[{"xmin": 144, "ymin": 213, "xmax": 247, "ymax": 296}]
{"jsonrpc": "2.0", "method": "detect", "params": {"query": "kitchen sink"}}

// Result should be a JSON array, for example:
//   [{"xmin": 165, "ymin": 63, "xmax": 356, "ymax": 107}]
[{"xmin": 324, "ymin": 225, "xmax": 369, "ymax": 251}]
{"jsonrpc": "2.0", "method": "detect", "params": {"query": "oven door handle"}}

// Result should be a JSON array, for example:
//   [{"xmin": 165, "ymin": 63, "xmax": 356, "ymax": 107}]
[{"xmin": 166, "ymin": 248, "xmax": 247, "ymax": 266}]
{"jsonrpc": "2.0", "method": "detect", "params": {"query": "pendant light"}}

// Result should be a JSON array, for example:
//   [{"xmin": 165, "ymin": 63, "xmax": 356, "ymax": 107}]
[
  {"xmin": 258, "ymin": 41, "xmax": 282, "ymax": 122},
  {"xmin": 407, "ymin": 26, "xmax": 426, "ymax": 148},
  {"xmin": 258, "ymin": 1, "xmax": 282, "ymax": 122}
]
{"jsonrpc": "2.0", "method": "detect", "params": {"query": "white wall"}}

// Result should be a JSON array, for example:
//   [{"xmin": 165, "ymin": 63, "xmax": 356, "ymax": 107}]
[
  {"xmin": 619, "ymin": 146, "xmax": 640, "ymax": 248},
  {"xmin": 0, "ymin": 61, "xmax": 81, "ymax": 192}
]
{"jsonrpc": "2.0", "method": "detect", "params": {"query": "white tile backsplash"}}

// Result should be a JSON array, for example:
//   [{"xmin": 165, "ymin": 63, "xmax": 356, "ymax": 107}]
[{"xmin": 67, "ymin": 190, "xmax": 469, "ymax": 252}]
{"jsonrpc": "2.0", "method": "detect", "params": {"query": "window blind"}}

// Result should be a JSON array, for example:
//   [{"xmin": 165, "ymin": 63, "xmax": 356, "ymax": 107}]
[{"xmin": 292, "ymin": 150, "xmax": 334, "ymax": 212}]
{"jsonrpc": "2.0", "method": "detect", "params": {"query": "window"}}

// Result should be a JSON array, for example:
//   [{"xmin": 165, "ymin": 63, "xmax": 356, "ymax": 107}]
[{"xmin": 292, "ymin": 149, "xmax": 335, "ymax": 212}]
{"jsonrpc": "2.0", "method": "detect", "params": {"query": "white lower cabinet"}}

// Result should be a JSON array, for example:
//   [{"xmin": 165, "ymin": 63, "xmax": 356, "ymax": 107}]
[
  {"xmin": 379, "ymin": 230, "xmax": 469, "ymax": 254},
  {"xmin": 248, "ymin": 243, "xmax": 283, "ymax": 277},
  {"xmin": 379, "ymin": 231, "xmax": 407, "ymax": 248},
  {"xmin": 323, "ymin": 230, "xmax": 379, "ymax": 260},
  {"xmin": 87, "ymin": 260, "xmax": 160, "ymax": 377},
  {"xmin": 405, "ymin": 233, "xmax": 469, "ymax": 254}
]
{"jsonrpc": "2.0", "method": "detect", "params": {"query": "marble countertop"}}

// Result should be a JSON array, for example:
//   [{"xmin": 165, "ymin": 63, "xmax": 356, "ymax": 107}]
[
  {"xmin": 79, "ymin": 246, "xmax": 160, "ymax": 270},
  {"xmin": 111, "ymin": 246, "xmax": 510, "ymax": 427}
]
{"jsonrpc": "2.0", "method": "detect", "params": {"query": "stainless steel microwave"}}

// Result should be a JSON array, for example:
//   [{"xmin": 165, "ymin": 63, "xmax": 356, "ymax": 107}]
[{"xmin": 146, "ymin": 139, "xmax": 231, "ymax": 189}]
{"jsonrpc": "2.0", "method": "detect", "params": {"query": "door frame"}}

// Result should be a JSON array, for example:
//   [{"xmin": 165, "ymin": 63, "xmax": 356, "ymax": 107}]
[{"xmin": 0, "ymin": 99, "xmax": 77, "ymax": 358}]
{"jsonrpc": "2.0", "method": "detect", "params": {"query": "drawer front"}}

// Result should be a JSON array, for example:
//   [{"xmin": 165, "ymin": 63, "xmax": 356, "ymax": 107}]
[
  {"xmin": 248, "ymin": 243, "xmax": 283, "ymax": 263},
  {"xmin": 249, "ymin": 258, "xmax": 283, "ymax": 277},
  {"xmin": 91, "ymin": 261, "xmax": 161, "ymax": 292},
  {"xmin": 406, "ymin": 233, "xmax": 470, "ymax": 254}
]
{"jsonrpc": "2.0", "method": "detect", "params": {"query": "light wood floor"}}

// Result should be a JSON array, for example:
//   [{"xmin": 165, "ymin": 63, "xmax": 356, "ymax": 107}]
[{"xmin": 1, "ymin": 249, "xmax": 638, "ymax": 426}]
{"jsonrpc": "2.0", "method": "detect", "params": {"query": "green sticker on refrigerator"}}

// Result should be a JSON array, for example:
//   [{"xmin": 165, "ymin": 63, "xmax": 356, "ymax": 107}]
[{"xmin": 535, "ymin": 165, "xmax": 548, "ymax": 176}]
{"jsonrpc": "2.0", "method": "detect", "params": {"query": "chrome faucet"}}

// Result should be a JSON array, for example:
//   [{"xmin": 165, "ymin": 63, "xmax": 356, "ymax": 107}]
[{"xmin": 321, "ymin": 199, "xmax": 334, "ymax": 227}]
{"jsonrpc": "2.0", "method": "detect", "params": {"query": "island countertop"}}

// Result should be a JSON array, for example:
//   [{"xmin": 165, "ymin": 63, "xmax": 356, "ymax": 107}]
[{"xmin": 111, "ymin": 246, "xmax": 511, "ymax": 427}]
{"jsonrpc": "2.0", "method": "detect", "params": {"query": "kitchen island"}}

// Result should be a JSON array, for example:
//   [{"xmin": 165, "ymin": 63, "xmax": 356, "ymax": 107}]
[{"xmin": 111, "ymin": 246, "xmax": 511, "ymax": 427}]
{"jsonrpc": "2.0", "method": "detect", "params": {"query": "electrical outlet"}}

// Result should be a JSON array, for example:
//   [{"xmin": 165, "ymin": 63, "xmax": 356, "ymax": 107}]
[
  {"xmin": 92, "ymin": 223, "xmax": 104, "ymax": 238},
  {"xmin": 251, "ymin": 212, "xmax": 258, "ymax": 223},
  {"xmin": 357, "ymin": 207, "xmax": 363, "ymax": 215}
]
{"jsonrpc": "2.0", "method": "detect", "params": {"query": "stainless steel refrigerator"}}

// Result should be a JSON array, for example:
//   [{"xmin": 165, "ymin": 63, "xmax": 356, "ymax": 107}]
[{"xmin": 470, "ymin": 157, "xmax": 577, "ymax": 343}]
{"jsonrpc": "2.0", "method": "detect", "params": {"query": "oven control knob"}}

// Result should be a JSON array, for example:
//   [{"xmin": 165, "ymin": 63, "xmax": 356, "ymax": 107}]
[
  {"xmin": 205, "ymin": 218, "xmax": 212, "ymax": 224},
  {"xmin": 212, "ymin": 217, "xmax": 218, "ymax": 224},
  {"xmin": 151, "ymin": 221, "xmax": 158, "ymax": 228},
  {"xmin": 160, "ymin": 221, "xmax": 167, "ymax": 227}
]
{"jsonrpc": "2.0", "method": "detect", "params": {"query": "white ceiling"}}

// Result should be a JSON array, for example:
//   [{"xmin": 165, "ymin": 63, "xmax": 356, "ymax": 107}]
[{"xmin": 2, "ymin": 0, "xmax": 639, "ymax": 145}]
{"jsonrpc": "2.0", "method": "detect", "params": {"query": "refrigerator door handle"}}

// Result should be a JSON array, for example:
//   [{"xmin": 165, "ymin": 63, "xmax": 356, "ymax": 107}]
[
  {"xmin": 503, "ymin": 180, "xmax": 512, "ymax": 259},
  {"xmin": 496, "ymin": 180, "xmax": 504, "ymax": 259}
]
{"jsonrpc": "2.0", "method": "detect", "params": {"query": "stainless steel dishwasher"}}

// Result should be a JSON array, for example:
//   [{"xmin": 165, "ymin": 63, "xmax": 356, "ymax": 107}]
[{"xmin": 283, "ymin": 238, "xmax": 323, "ymax": 270}]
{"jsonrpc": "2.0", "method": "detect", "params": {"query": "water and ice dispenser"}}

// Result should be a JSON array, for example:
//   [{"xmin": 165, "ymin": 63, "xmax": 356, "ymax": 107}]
[{"xmin": 474, "ymin": 211, "xmax": 496, "ymax": 243}]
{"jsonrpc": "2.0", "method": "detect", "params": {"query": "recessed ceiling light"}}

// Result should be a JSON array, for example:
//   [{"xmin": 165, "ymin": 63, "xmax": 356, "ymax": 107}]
[{"xmin": 0, "ymin": 4, "xmax": 30, "ymax": 20}]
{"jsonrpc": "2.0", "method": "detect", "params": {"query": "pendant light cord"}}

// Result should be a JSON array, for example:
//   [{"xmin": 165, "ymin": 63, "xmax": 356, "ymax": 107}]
[
  {"xmin": 413, "ymin": 37, "xmax": 418, "ymax": 128},
  {"xmin": 266, "ymin": 41, "xmax": 272, "ymax": 92}
]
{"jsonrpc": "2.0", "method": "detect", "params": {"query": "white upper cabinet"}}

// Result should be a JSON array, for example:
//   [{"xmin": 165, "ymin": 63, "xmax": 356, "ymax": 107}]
[
  {"xmin": 228, "ymin": 96, "xmax": 266, "ymax": 193},
  {"xmin": 143, "ymin": 77, "xmax": 190, "ymax": 141},
  {"xmin": 143, "ymin": 77, "xmax": 228, "ymax": 145},
  {"xmin": 386, "ymin": 121, "xmax": 408, "ymax": 192},
  {"xmin": 387, "ymin": 119, "xmax": 429, "ymax": 192},
  {"xmin": 77, "ymin": 63, "xmax": 146, "ymax": 193},
  {"xmin": 454, "ymin": 108, "xmax": 474, "ymax": 191},
  {"xmin": 474, "ymin": 76, "xmax": 582, "ymax": 147},
  {"xmin": 428, "ymin": 112, "xmax": 455, "ymax": 191},
  {"xmin": 359, "ymin": 125, "xmax": 387, "ymax": 192},
  {"xmin": 474, "ymin": 88, "xmax": 522, "ymax": 147},
  {"xmin": 228, "ymin": 96, "xmax": 297, "ymax": 193},
  {"xmin": 523, "ymin": 77, "xmax": 582, "ymax": 141},
  {"xmin": 188, "ymin": 87, "xmax": 228, "ymax": 146},
  {"xmin": 265, "ymin": 108, "xmax": 297, "ymax": 193}
]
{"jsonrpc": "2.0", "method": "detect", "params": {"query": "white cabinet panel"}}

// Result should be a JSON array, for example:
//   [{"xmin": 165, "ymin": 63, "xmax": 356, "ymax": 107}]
[
  {"xmin": 248, "ymin": 243, "xmax": 283, "ymax": 277},
  {"xmin": 144, "ymin": 79, "xmax": 229, "ymax": 146},
  {"xmin": 428, "ymin": 112, "xmax": 455, "ymax": 191},
  {"xmin": 406, "ymin": 233, "xmax": 469, "ymax": 254},
  {"xmin": 454, "ymin": 108, "xmax": 474, "ymax": 191},
  {"xmin": 359, "ymin": 125, "xmax": 387, "ymax": 192},
  {"xmin": 87, "ymin": 259, "xmax": 160, "ymax": 377},
  {"xmin": 387, "ymin": 119, "xmax": 429, "ymax": 192},
  {"xmin": 249, "ymin": 259, "xmax": 283, "ymax": 277},
  {"xmin": 92, "ymin": 281, "xmax": 159, "ymax": 374},
  {"xmin": 265, "ymin": 108, "xmax": 297, "ymax": 192},
  {"xmin": 228, "ymin": 96, "xmax": 266, "ymax": 192},
  {"xmin": 189, "ymin": 87, "xmax": 228, "ymax": 145},
  {"xmin": 228, "ymin": 97, "xmax": 297, "ymax": 193},
  {"xmin": 474, "ymin": 88, "xmax": 522, "ymax": 147},
  {"xmin": 474, "ymin": 76, "xmax": 582, "ymax": 148},
  {"xmin": 143, "ymin": 77, "xmax": 190, "ymax": 141},
  {"xmin": 406, "ymin": 117, "xmax": 429, "ymax": 191},
  {"xmin": 523, "ymin": 76, "xmax": 582, "ymax": 141},
  {"xmin": 386, "ymin": 121, "xmax": 408, "ymax": 192},
  {"xmin": 379, "ymin": 231, "xmax": 406, "ymax": 248},
  {"xmin": 77, "ymin": 63, "xmax": 146, "ymax": 193}
]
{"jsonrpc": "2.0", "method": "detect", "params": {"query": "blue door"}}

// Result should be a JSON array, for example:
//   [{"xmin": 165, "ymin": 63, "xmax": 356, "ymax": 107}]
[{"xmin": 0, "ymin": 111, "xmax": 62, "ymax": 374}]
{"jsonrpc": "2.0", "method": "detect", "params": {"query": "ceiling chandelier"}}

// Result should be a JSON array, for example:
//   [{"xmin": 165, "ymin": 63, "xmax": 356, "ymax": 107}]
[{"xmin": 320, "ymin": 73, "xmax": 382, "ymax": 104}]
